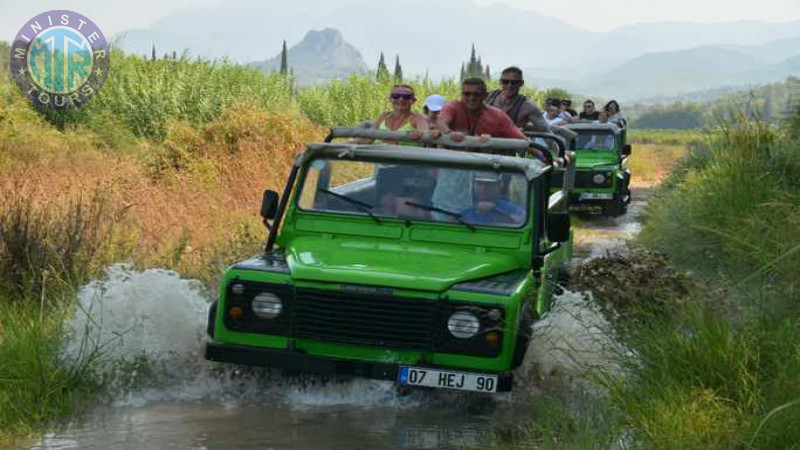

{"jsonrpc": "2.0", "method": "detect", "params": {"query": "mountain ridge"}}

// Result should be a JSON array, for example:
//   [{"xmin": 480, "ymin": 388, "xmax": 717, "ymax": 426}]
[{"xmin": 251, "ymin": 28, "xmax": 369, "ymax": 85}]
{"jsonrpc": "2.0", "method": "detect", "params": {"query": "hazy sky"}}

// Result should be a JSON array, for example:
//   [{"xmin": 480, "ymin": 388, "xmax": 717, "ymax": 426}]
[{"xmin": 2, "ymin": 0, "xmax": 799, "ymax": 41}]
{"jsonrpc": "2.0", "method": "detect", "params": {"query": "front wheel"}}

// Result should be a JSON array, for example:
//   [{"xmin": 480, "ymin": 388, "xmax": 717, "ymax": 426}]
[
  {"xmin": 207, "ymin": 300, "xmax": 218, "ymax": 339},
  {"xmin": 511, "ymin": 305, "xmax": 537, "ymax": 369}
]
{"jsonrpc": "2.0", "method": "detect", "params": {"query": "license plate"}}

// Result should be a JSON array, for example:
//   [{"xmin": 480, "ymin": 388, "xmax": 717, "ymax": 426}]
[
  {"xmin": 398, "ymin": 366, "xmax": 498, "ymax": 393},
  {"xmin": 579, "ymin": 192, "xmax": 613, "ymax": 200}
]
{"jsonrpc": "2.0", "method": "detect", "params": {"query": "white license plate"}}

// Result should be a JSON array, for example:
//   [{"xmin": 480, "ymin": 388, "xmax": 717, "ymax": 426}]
[
  {"xmin": 579, "ymin": 192, "xmax": 613, "ymax": 200},
  {"xmin": 398, "ymin": 366, "xmax": 498, "ymax": 393}
]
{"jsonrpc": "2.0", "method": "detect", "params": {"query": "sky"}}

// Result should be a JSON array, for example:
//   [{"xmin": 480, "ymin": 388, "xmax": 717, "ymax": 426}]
[{"xmin": 2, "ymin": 0, "xmax": 799, "ymax": 41}]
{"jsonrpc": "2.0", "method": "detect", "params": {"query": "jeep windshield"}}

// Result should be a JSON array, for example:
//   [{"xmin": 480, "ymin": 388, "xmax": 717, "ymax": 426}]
[
  {"xmin": 297, "ymin": 157, "xmax": 529, "ymax": 228},
  {"xmin": 575, "ymin": 131, "xmax": 616, "ymax": 151}
]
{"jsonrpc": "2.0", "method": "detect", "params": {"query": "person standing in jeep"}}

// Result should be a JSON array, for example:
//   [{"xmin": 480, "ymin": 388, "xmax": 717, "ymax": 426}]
[{"xmin": 487, "ymin": 67, "xmax": 550, "ymax": 132}]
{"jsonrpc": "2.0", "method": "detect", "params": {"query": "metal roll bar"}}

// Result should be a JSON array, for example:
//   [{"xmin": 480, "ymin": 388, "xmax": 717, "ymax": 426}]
[{"xmin": 325, "ymin": 127, "xmax": 532, "ymax": 153}]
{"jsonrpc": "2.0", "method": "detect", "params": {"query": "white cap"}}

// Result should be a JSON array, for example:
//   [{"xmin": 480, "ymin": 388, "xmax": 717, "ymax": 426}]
[{"xmin": 424, "ymin": 94, "xmax": 446, "ymax": 112}]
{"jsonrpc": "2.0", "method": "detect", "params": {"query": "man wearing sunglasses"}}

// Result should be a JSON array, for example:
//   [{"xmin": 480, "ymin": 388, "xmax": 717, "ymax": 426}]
[
  {"xmin": 580, "ymin": 100, "xmax": 600, "ymax": 120},
  {"xmin": 486, "ymin": 67, "xmax": 549, "ymax": 132},
  {"xmin": 435, "ymin": 78, "xmax": 527, "ymax": 143}
]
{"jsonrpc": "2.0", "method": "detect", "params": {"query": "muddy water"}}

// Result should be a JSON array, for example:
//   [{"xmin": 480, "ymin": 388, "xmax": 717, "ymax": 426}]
[
  {"xmin": 573, "ymin": 185, "xmax": 653, "ymax": 259},
  {"xmin": 30, "ymin": 189, "xmax": 648, "ymax": 450}
]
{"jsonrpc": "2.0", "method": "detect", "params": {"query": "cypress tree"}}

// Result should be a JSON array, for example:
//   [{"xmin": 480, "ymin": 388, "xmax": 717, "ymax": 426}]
[
  {"xmin": 376, "ymin": 52, "xmax": 390, "ymax": 81},
  {"xmin": 460, "ymin": 63, "xmax": 465, "ymax": 81},
  {"xmin": 280, "ymin": 40, "xmax": 289, "ymax": 77},
  {"xmin": 484, "ymin": 65, "xmax": 491, "ymax": 80},
  {"xmin": 393, "ymin": 55, "xmax": 403, "ymax": 82},
  {"xmin": 151, "ymin": 44, "xmax": 156, "ymax": 62}
]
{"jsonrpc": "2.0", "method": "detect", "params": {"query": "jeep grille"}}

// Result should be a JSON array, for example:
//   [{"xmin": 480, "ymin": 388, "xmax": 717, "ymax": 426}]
[{"xmin": 294, "ymin": 288, "xmax": 437, "ymax": 351}]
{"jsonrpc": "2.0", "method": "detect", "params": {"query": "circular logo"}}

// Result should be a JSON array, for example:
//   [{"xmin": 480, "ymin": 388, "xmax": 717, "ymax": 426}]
[{"xmin": 10, "ymin": 10, "xmax": 110, "ymax": 110}]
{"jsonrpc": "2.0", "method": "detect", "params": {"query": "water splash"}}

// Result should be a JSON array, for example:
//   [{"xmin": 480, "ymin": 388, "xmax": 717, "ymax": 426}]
[
  {"xmin": 516, "ymin": 290, "xmax": 624, "ymax": 391},
  {"xmin": 64, "ymin": 265, "xmax": 421, "ymax": 409}
]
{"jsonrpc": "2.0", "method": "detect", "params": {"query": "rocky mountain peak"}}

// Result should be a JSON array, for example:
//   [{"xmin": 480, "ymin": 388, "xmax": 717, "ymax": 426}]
[{"xmin": 251, "ymin": 27, "xmax": 368, "ymax": 85}]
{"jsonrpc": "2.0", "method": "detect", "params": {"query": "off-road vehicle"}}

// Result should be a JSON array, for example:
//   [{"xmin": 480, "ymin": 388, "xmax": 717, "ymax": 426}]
[
  {"xmin": 561, "ymin": 122, "xmax": 632, "ymax": 216},
  {"xmin": 205, "ymin": 128, "xmax": 573, "ymax": 393}
]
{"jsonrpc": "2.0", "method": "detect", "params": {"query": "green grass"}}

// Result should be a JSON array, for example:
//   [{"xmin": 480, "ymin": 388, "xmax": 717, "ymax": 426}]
[
  {"xmin": 518, "ymin": 117, "xmax": 800, "ymax": 449},
  {"xmin": 628, "ymin": 128, "xmax": 712, "ymax": 147},
  {"xmin": 0, "ymin": 301, "xmax": 100, "ymax": 443}
]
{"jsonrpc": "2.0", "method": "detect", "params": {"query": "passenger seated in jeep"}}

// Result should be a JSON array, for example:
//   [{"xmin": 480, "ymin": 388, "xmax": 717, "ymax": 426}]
[
  {"xmin": 486, "ymin": 66, "xmax": 549, "ymax": 132},
  {"xmin": 462, "ymin": 172, "xmax": 525, "ymax": 226},
  {"xmin": 359, "ymin": 85, "xmax": 429, "ymax": 145},
  {"xmin": 580, "ymin": 100, "xmax": 599, "ymax": 120},
  {"xmin": 375, "ymin": 166, "xmax": 436, "ymax": 219}
]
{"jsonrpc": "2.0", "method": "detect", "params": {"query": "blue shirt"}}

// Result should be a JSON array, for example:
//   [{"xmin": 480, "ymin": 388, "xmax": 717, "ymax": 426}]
[{"xmin": 462, "ymin": 198, "xmax": 525, "ymax": 225}]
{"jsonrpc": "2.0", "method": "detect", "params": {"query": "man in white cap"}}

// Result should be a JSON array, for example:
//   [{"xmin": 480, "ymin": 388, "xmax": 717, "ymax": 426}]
[
  {"xmin": 462, "ymin": 171, "xmax": 525, "ymax": 226},
  {"xmin": 423, "ymin": 94, "xmax": 446, "ymax": 130}
]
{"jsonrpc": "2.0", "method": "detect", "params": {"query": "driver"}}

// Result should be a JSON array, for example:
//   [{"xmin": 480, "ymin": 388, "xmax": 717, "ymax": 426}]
[
  {"xmin": 375, "ymin": 166, "xmax": 435, "ymax": 219},
  {"xmin": 462, "ymin": 172, "xmax": 525, "ymax": 226}
]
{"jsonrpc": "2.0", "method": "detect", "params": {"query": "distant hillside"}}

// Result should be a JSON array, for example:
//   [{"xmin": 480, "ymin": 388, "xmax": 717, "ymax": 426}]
[
  {"xmin": 628, "ymin": 77, "xmax": 799, "ymax": 129},
  {"xmin": 736, "ymin": 37, "xmax": 800, "ymax": 63},
  {"xmin": 529, "ymin": 43, "xmax": 800, "ymax": 101},
  {"xmin": 251, "ymin": 28, "xmax": 369, "ymax": 85},
  {"xmin": 577, "ymin": 47, "xmax": 767, "ymax": 99},
  {"xmin": 113, "ymin": 0, "xmax": 800, "ymax": 78}
]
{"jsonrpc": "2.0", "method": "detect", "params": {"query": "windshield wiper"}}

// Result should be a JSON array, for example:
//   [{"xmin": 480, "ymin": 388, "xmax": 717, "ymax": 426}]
[
  {"xmin": 317, "ymin": 188, "xmax": 382, "ymax": 224},
  {"xmin": 404, "ymin": 201, "xmax": 475, "ymax": 231}
]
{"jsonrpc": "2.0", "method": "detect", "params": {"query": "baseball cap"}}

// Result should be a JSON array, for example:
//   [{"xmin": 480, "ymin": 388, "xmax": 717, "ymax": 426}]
[{"xmin": 424, "ymin": 94, "xmax": 446, "ymax": 112}]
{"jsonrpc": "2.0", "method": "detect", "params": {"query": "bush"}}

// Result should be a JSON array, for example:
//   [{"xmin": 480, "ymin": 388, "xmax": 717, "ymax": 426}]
[
  {"xmin": 638, "ymin": 121, "xmax": 800, "ymax": 286},
  {"xmin": 0, "ymin": 190, "xmax": 118, "ymax": 302}
]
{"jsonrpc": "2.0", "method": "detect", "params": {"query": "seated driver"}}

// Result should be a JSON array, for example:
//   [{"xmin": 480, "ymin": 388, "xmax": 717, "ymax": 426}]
[
  {"xmin": 375, "ymin": 166, "xmax": 435, "ymax": 219},
  {"xmin": 462, "ymin": 172, "xmax": 525, "ymax": 225}
]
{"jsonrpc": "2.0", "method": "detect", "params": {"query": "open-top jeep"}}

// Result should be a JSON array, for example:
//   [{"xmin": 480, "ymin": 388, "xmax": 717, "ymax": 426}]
[
  {"xmin": 561, "ymin": 122, "xmax": 632, "ymax": 217},
  {"xmin": 205, "ymin": 128, "xmax": 573, "ymax": 393}
]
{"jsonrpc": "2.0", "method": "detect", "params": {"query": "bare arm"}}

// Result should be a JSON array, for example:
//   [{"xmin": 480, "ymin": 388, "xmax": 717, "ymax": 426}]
[{"xmin": 521, "ymin": 103, "xmax": 550, "ymax": 132}]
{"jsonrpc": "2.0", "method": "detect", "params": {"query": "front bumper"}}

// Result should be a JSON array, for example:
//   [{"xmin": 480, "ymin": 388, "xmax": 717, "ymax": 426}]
[{"xmin": 205, "ymin": 342, "xmax": 514, "ymax": 392}]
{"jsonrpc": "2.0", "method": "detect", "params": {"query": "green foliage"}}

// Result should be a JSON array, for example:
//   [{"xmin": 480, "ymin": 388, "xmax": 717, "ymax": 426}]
[
  {"xmin": 633, "ymin": 102, "xmax": 705, "ymax": 129},
  {"xmin": 0, "ymin": 191, "xmax": 119, "ymax": 303},
  {"xmin": 38, "ymin": 52, "xmax": 295, "ymax": 139},
  {"xmin": 0, "ymin": 301, "xmax": 100, "ymax": 442},
  {"xmin": 461, "ymin": 44, "xmax": 488, "ymax": 81},
  {"xmin": 628, "ymin": 129, "xmax": 710, "ymax": 147},
  {"xmin": 376, "ymin": 52, "xmax": 390, "ymax": 82},
  {"xmin": 540, "ymin": 87, "xmax": 571, "ymax": 103},
  {"xmin": 279, "ymin": 40, "xmax": 288, "ymax": 77},
  {"xmin": 393, "ymin": 55, "xmax": 402, "ymax": 82},
  {"xmin": 639, "ymin": 122, "xmax": 800, "ymax": 284}
]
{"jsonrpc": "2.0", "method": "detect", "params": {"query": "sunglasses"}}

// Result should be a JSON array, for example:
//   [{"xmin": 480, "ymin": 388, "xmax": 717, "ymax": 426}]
[
  {"xmin": 390, "ymin": 93, "xmax": 414, "ymax": 100},
  {"xmin": 461, "ymin": 91, "xmax": 485, "ymax": 98},
  {"xmin": 500, "ymin": 79, "xmax": 523, "ymax": 86}
]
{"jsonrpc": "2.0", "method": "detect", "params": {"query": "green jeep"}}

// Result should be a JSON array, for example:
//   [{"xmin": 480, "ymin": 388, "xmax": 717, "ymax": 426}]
[
  {"xmin": 204, "ymin": 128, "xmax": 573, "ymax": 393},
  {"xmin": 562, "ymin": 122, "xmax": 632, "ymax": 216}
]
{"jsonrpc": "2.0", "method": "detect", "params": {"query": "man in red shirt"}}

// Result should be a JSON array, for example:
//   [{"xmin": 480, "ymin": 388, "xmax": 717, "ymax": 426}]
[{"xmin": 436, "ymin": 78, "xmax": 527, "ymax": 142}]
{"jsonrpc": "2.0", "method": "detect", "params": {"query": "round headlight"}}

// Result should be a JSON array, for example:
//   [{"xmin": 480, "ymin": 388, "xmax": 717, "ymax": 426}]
[
  {"xmin": 447, "ymin": 311, "xmax": 480, "ymax": 339},
  {"xmin": 592, "ymin": 173, "xmax": 607, "ymax": 184},
  {"xmin": 252, "ymin": 292, "xmax": 282, "ymax": 319}
]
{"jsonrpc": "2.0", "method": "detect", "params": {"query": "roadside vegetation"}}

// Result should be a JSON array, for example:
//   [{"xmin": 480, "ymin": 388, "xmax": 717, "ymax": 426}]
[{"xmin": 520, "ymin": 102, "xmax": 800, "ymax": 448}]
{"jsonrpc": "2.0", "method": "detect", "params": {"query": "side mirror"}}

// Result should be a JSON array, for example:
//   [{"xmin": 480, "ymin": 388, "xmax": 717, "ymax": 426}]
[
  {"xmin": 547, "ymin": 212, "xmax": 571, "ymax": 243},
  {"xmin": 261, "ymin": 190, "xmax": 279, "ymax": 220},
  {"xmin": 622, "ymin": 144, "xmax": 632, "ymax": 156}
]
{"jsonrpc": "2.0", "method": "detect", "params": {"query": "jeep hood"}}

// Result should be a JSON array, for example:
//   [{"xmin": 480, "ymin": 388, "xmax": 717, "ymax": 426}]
[
  {"xmin": 284, "ymin": 236, "xmax": 521, "ymax": 292},
  {"xmin": 575, "ymin": 152, "xmax": 618, "ymax": 170}
]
